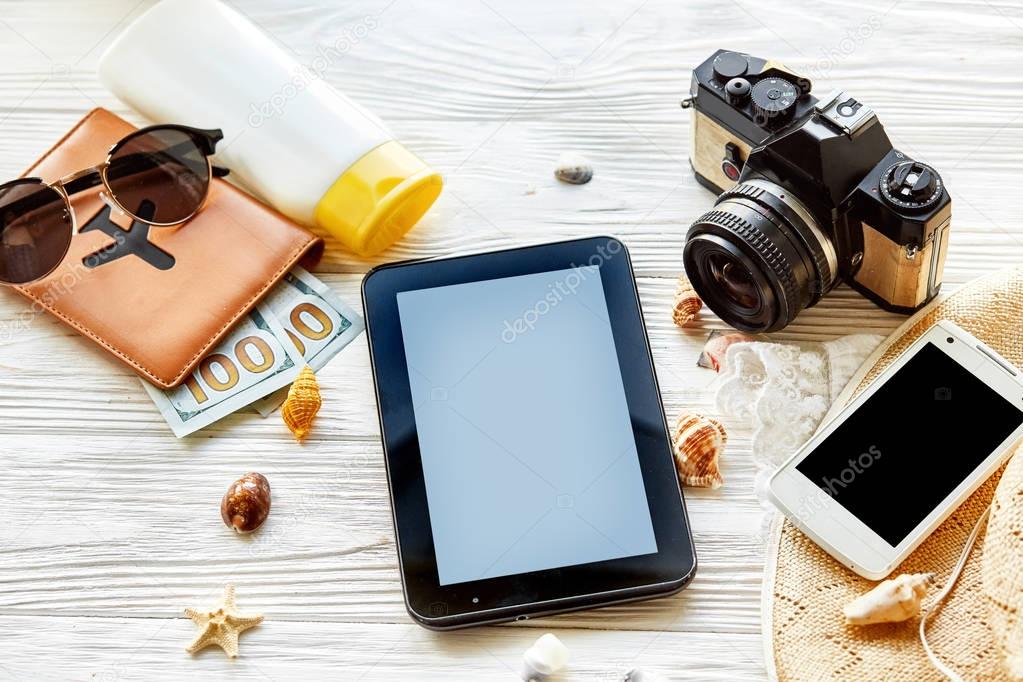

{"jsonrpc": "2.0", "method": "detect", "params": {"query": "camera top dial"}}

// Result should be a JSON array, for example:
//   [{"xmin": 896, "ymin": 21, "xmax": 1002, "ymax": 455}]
[
  {"xmin": 712, "ymin": 51, "xmax": 749, "ymax": 81},
  {"xmin": 880, "ymin": 161, "xmax": 943, "ymax": 212},
  {"xmin": 750, "ymin": 77, "xmax": 799, "ymax": 126}
]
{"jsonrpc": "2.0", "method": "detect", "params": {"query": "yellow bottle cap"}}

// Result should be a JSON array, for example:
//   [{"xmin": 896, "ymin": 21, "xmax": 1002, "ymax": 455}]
[{"xmin": 313, "ymin": 141, "xmax": 443, "ymax": 257}]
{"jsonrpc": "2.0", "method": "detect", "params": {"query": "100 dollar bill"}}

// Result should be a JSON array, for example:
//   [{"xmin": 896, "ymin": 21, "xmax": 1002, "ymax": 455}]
[
  {"xmin": 142, "ymin": 302, "xmax": 304, "ymax": 437},
  {"xmin": 251, "ymin": 267, "xmax": 365, "ymax": 416}
]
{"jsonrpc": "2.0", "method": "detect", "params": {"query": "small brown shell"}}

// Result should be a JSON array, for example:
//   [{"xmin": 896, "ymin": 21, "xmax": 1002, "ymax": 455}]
[
  {"xmin": 672, "ymin": 411, "xmax": 727, "ymax": 488},
  {"xmin": 672, "ymin": 274, "xmax": 702, "ymax": 327},
  {"xmin": 282, "ymin": 366, "xmax": 321, "ymax": 440},
  {"xmin": 554, "ymin": 152, "xmax": 593, "ymax": 185},
  {"xmin": 221, "ymin": 473, "xmax": 271, "ymax": 533}
]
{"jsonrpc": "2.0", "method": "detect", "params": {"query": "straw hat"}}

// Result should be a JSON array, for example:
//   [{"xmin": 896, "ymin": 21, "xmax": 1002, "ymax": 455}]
[{"xmin": 764, "ymin": 266, "xmax": 1023, "ymax": 681}]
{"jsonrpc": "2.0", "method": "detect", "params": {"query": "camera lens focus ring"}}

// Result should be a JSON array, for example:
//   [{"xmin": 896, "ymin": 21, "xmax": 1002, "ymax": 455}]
[
  {"xmin": 694, "ymin": 207, "xmax": 800, "ymax": 316},
  {"xmin": 720, "ymin": 181, "xmax": 836, "ymax": 297},
  {"xmin": 684, "ymin": 179, "xmax": 839, "ymax": 333}
]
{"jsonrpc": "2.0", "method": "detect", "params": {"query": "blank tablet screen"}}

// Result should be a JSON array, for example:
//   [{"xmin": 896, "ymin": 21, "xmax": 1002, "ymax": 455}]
[{"xmin": 397, "ymin": 266, "xmax": 658, "ymax": 586}]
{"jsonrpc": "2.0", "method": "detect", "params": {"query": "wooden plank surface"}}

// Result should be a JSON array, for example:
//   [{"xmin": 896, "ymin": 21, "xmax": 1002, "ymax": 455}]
[{"xmin": 0, "ymin": 0, "xmax": 1020, "ymax": 679}]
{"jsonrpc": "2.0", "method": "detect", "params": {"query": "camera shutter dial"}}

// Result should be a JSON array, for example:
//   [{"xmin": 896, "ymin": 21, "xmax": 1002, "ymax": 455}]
[
  {"xmin": 712, "ymin": 51, "xmax": 749, "ymax": 82},
  {"xmin": 880, "ymin": 161, "xmax": 943, "ymax": 211},
  {"xmin": 750, "ymin": 77, "xmax": 799, "ymax": 126}
]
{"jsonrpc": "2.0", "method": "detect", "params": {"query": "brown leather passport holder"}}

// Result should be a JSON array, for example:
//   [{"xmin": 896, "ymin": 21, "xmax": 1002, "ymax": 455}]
[{"xmin": 12, "ymin": 108, "xmax": 324, "ymax": 388}]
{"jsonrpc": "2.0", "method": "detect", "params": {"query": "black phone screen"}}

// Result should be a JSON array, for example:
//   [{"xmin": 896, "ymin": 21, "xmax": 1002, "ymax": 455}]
[{"xmin": 796, "ymin": 342, "xmax": 1023, "ymax": 546}]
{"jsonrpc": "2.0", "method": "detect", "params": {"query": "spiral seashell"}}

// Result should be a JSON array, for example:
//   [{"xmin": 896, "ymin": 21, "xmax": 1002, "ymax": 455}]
[
  {"xmin": 282, "ymin": 366, "xmax": 321, "ymax": 440},
  {"xmin": 672, "ymin": 411, "xmax": 727, "ymax": 489},
  {"xmin": 843, "ymin": 573, "xmax": 933, "ymax": 625},
  {"xmin": 221, "ymin": 472, "xmax": 272, "ymax": 533},
  {"xmin": 554, "ymin": 152, "xmax": 593, "ymax": 185},
  {"xmin": 671, "ymin": 273, "xmax": 702, "ymax": 327}
]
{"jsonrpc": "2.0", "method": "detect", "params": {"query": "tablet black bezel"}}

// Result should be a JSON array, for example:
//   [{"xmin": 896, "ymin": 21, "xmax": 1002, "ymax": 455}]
[{"xmin": 362, "ymin": 236, "xmax": 696, "ymax": 628}]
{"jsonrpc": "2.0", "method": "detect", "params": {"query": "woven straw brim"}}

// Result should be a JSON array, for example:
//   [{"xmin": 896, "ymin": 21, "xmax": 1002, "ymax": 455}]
[{"xmin": 766, "ymin": 266, "xmax": 1023, "ymax": 681}]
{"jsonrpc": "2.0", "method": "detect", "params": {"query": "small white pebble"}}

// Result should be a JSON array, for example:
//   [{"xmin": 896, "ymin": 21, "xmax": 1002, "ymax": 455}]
[{"xmin": 521, "ymin": 633, "xmax": 570, "ymax": 681}]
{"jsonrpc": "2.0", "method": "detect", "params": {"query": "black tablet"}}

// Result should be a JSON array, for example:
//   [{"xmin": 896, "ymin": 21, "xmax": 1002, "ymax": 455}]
[{"xmin": 362, "ymin": 236, "xmax": 696, "ymax": 629}]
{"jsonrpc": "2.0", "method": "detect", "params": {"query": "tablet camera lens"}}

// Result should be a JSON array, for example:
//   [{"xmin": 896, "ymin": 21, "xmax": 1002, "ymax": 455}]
[{"xmin": 947, "ymin": 336, "xmax": 954, "ymax": 343}]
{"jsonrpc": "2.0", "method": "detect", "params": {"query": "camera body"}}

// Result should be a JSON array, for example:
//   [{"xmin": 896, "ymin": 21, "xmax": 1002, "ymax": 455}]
[{"xmin": 681, "ymin": 50, "xmax": 952, "ymax": 332}]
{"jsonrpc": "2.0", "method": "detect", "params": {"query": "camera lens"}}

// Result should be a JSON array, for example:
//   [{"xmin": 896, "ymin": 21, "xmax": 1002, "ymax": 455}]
[
  {"xmin": 707, "ymin": 253, "xmax": 760, "ymax": 310},
  {"xmin": 683, "ymin": 179, "xmax": 838, "ymax": 332}
]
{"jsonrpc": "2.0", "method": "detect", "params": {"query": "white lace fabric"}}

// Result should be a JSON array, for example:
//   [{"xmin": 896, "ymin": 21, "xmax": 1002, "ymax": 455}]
[{"xmin": 714, "ymin": 334, "xmax": 883, "ymax": 500}]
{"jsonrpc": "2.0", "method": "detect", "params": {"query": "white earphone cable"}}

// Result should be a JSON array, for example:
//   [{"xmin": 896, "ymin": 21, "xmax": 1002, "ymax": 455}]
[{"xmin": 918, "ymin": 504, "xmax": 991, "ymax": 682}]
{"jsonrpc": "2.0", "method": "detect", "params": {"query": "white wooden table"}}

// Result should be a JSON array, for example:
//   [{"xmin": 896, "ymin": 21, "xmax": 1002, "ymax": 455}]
[{"xmin": 0, "ymin": 1, "xmax": 1020, "ymax": 679}]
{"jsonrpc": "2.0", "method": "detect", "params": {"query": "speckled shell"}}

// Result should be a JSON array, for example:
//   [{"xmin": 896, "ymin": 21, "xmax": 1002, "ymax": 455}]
[
  {"xmin": 671, "ymin": 274, "xmax": 702, "ymax": 327},
  {"xmin": 221, "ymin": 473, "xmax": 271, "ymax": 533},
  {"xmin": 282, "ymin": 366, "xmax": 321, "ymax": 440},
  {"xmin": 672, "ymin": 411, "xmax": 727, "ymax": 489},
  {"xmin": 554, "ymin": 152, "xmax": 593, "ymax": 185}
]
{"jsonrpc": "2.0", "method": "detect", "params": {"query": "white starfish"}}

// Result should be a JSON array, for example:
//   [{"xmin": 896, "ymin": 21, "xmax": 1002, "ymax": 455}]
[{"xmin": 185, "ymin": 584, "xmax": 263, "ymax": 658}]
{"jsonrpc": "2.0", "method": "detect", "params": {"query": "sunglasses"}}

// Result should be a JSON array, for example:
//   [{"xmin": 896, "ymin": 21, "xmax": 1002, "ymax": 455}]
[{"xmin": 0, "ymin": 124, "xmax": 229, "ymax": 285}]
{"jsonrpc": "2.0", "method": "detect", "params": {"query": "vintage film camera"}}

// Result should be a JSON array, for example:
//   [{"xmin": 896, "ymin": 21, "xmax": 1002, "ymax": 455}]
[{"xmin": 680, "ymin": 50, "xmax": 951, "ymax": 332}]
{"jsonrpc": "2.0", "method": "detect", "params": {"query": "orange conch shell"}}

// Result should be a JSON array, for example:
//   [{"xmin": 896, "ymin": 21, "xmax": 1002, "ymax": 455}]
[
  {"xmin": 672, "ymin": 273, "xmax": 703, "ymax": 327},
  {"xmin": 672, "ymin": 411, "xmax": 727, "ymax": 488},
  {"xmin": 282, "ymin": 366, "xmax": 321, "ymax": 440}
]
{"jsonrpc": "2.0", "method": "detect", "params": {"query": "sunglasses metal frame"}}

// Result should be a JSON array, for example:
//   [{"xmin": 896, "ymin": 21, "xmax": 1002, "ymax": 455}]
[{"xmin": 0, "ymin": 124, "xmax": 228, "ymax": 285}]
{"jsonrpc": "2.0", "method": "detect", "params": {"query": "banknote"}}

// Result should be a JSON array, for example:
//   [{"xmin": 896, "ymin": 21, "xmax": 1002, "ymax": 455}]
[
  {"xmin": 251, "ymin": 266, "xmax": 365, "ymax": 416},
  {"xmin": 142, "ymin": 302, "xmax": 305, "ymax": 437}
]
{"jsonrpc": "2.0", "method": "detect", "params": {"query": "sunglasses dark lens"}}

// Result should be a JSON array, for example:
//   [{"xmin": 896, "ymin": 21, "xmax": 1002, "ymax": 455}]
[
  {"xmin": 105, "ymin": 128, "xmax": 211, "ymax": 224},
  {"xmin": 0, "ymin": 180, "xmax": 71, "ymax": 285}
]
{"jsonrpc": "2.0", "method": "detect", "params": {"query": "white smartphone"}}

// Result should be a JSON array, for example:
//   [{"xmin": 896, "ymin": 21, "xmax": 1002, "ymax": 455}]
[{"xmin": 768, "ymin": 320, "xmax": 1023, "ymax": 580}]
